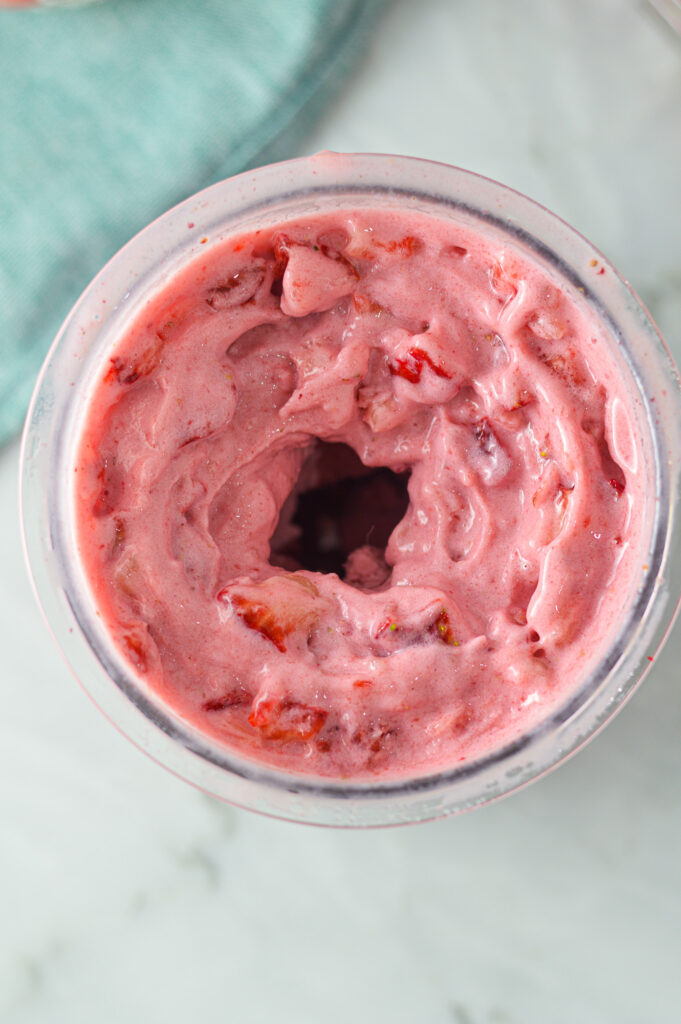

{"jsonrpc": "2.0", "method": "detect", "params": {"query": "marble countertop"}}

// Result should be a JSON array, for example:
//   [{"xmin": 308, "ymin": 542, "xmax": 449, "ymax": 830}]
[{"xmin": 2, "ymin": 0, "xmax": 681, "ymax": 1021}]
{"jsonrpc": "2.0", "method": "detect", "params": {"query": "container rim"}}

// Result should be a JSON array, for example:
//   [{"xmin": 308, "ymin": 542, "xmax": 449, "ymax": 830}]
[{"xmin": 19, "ymin": 152, "xmax": 681, "ymax": 826}]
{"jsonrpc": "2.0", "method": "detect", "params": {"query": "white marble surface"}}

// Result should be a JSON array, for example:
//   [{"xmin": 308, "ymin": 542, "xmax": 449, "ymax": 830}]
[{"xmin": 3, "ymin": 0, "xmax": 681, "ymax": 1020}]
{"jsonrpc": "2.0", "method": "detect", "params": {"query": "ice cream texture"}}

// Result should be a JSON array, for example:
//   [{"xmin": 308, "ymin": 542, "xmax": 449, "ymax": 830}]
[{"xmin": 75, "ymin": 206, "xmax": 645, "ymax": 778}]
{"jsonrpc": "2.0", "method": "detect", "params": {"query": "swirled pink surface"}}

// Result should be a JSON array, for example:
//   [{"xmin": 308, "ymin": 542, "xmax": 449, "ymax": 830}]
[{"xmin": 74, "ymin": 208, "xmax": 646, "ymax": 778}]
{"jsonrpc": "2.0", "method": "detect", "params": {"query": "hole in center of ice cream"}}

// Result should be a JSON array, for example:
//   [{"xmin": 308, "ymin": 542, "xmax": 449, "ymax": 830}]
[{"xmin": 269, "ymin": 441, "xmax": 410, "ymax": 587}]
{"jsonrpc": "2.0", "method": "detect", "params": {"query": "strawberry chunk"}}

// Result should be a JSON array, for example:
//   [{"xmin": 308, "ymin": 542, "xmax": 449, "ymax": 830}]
[
  {"xmin": 389, "ymin": 346, "xmax": 452, "ymax": 384},
  {"xmin": 229, "ymin": 594, "xmax": 287, "ymax": 652},
  {"xmin": 353, "ymin": 293, "xmax": 385, "ymax": 316},
  {"xmin": 205, "ymin": 266, "xmax": 265, "ymax": 310},
  {"xmin": 352, "ymin": 719, "xmax": 396, "ymax": 754},
  {"xmin": 428, "ymin": 608, "xmax": 458, "ymax": 646},
  {"xmin": 248, "ymin": 697, "xmax": 327, "ymax": 743},
  {"xmin": 202, "ymin": 689, "xmax": 249, "ymax": 712},
  {"xmin": 105, "ymin": 333, "xmax": 165, "ymax": 386},
  {"xmin": 218, "ymin": 575, "xmax": 328, "ymax": 653},
  {"xmin": 121, "ymin": 630, "xmax": 149, "ymax": 672},
  {"xmin": 93, "ymin": 461, "xmax": 124, "ymax": 517},
  {"xmin": 376, "ymin": 235, "xmax": 423, "ymax": 257},
  {"xmin": 112, "ymin": 517, "xmax": 126, "ymax": 552}
]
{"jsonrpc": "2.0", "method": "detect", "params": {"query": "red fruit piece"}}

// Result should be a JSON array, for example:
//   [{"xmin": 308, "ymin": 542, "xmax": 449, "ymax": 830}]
[
  {"xmin": 353, "ymin": 293, "xmax": 386, "ymax": 315},
  {"xmin": 428, "ymin": 608, "xmax": 458, "ymax": 646},
  {"xmin": 248, "ymin": 698, "xmax": 327, "ymax": 743},
  {"xmin": 377, "ymin": 235, "xmax": 423, "ymax": 256},
  {"xmin": 273, "ymin": 233, "xmax": 291, "ymax": 274},
  {"xmin": 389, "ymin": 347, "xmax": 452, "ymax": 384},
  {"xmin": 205, "ymin": 266, "xmax": 265, "ymax": 310},
  {"xmin": 219, "ymin": 575, "xmax": 326, "ymax": 652},
  {"xmin": 227, "ymin": 594, "xmax": 287, "ymax": 652},
  {"xmin": 202, "ymin": 689, "xmax": 249, "ymax": 712},
  {"xmin": 352, "ymin": 719, "xmax": 396, "ymax": 754},
  {"xmin": 121, "ymin": 631, "xmax": 148, "ymax": 672},
  {"xmin": 111, "ymin": 517, "xmax": 126, "ymax": 553},
  {"xmin": 219, "ymin": 576, "xmax": 327, "ymax": 653},
  {"xmin": 105, "ymin": 333, "xmax": 165, "ymax": 386},
  {"xmin": 93, "ymin": 461, "xmax": 124, "ymax": 518},
  {"xmin": 542, "ymin": 352, "xmax": 586, "ymax": 389}
]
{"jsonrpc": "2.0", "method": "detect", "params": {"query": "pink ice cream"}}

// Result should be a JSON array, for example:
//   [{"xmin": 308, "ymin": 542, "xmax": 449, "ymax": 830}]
[{"xmin": 74, "ymin": 207, "xmax": 645, "ymax": 779}]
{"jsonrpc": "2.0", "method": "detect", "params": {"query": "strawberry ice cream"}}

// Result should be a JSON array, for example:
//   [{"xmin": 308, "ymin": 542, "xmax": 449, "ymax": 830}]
[{"xmin": 74, "ymin": 207, "xmax": 645, "ymax": 779}]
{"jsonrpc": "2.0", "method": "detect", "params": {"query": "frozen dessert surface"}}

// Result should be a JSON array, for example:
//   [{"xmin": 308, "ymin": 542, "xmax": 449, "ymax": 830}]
[{"xmin": 75, "ymin": 207, "xmax": 644, "ymax": 778}]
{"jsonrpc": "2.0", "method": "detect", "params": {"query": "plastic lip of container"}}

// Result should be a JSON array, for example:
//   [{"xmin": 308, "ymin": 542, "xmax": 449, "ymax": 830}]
[{"xmin": 20, "ymin": 152, "xmax": 681, "ymax": 827}]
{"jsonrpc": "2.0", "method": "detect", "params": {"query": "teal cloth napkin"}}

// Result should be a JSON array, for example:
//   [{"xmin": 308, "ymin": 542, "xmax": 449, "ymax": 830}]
[{"xmin": 0, "ymin": 0, "xmax": 384, "ymax": 446}]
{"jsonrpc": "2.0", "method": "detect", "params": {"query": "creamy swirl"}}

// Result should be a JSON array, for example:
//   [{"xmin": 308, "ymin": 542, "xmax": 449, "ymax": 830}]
[{"xmin": 75, "ymin": 208, "xmax": 644, "ymax": 778}]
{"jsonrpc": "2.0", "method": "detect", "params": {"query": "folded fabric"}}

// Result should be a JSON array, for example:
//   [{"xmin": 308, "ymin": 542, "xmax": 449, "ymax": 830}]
[{"xmin": 0, "ymin": 0, "xmax": 385, "ymax": 446}]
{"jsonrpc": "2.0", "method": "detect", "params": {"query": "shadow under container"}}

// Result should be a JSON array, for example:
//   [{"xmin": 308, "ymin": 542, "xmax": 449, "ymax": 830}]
[{"xmin": 20, "ymin": 152, "xmax": 681, "ymax": 826}]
